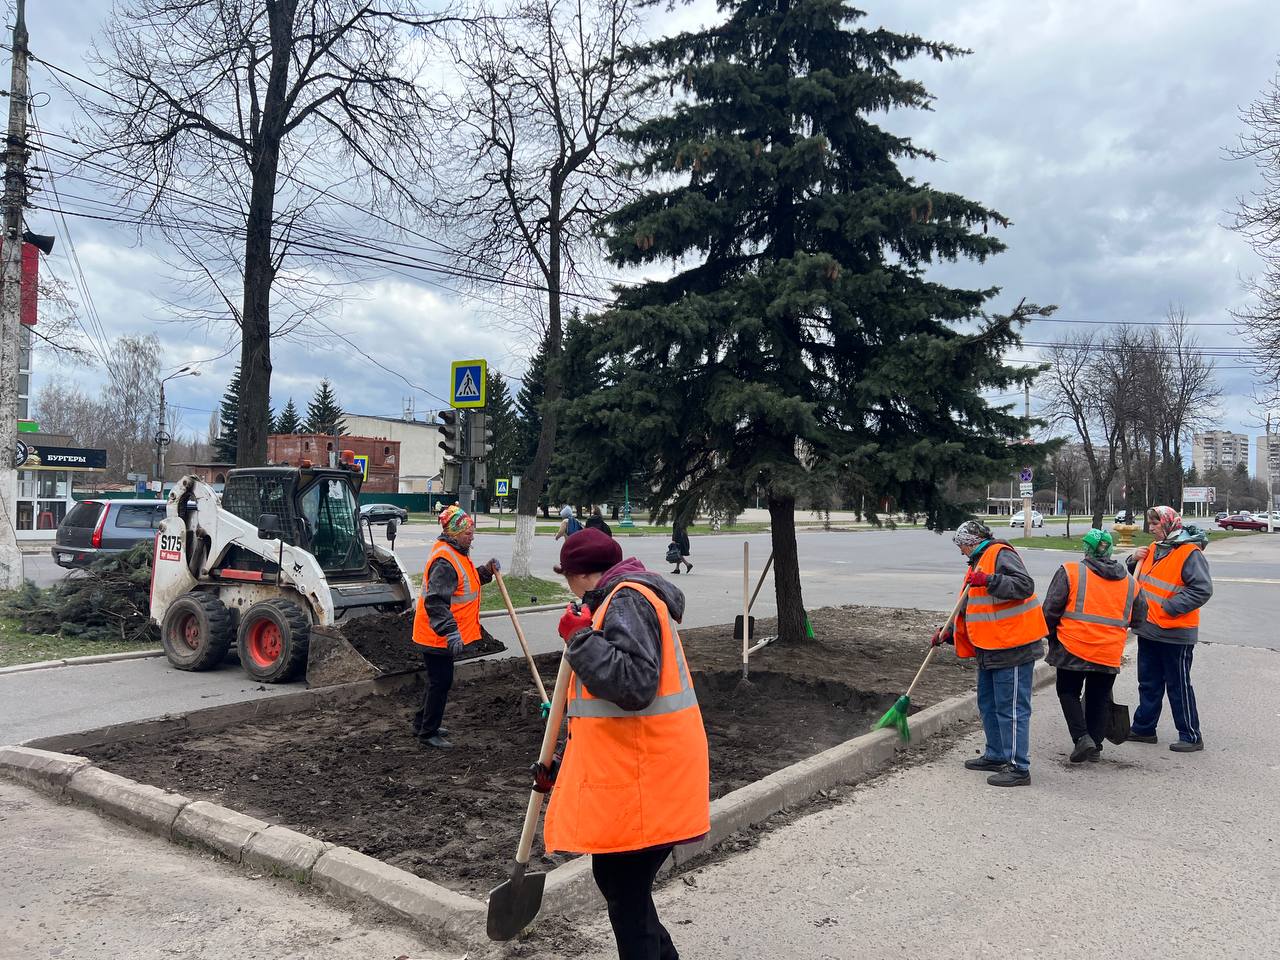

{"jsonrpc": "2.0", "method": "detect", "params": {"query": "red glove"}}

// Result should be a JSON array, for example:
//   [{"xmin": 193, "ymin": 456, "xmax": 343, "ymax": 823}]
[
  {"xmin": 531, "ymin": 751, "xmax": 562, "ymax": 794},
  {"xmin": 931, "ymin": 627, "xmax": 954, "ymax": 647},
  {"xmin": 965, "ymin": 568, "xmax": 990, "ymax": 588},
  {"xmin": 558, "ymin": 604, "xmax": 592, "ymax": 642}
]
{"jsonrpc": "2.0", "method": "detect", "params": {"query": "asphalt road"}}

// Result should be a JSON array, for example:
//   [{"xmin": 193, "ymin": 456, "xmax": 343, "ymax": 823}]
[{"xmin": 4, "ymin": 529, "xmax": 1279, "ymax": 745}]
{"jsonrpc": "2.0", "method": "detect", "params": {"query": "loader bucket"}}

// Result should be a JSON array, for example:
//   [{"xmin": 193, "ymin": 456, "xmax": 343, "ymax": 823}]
[
  {"xmin": 304, "ymin": 615, "xmax": 509, "ymax": 688},
  {"xmin": 306, "ymin": 624, "xmax": 383, "ymax": 688}
]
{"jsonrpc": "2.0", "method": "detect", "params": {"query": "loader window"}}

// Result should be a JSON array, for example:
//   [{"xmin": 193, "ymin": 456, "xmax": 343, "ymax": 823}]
[{"xmin": 298, "ymin": 478, "xmax": 364, "ymax": 573}]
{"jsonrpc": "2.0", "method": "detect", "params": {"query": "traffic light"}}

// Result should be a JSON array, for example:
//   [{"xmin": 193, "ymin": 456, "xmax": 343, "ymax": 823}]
[
  {"xmin": 467, "ymin": 411, "xmax": 493, "ymax": 460},
  {"xmin": 438, "ymin": 410, "xmax": 460, "ymax": 492}
]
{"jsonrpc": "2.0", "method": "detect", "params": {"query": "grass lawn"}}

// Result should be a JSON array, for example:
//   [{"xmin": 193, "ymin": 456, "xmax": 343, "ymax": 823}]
[
  {"xmin": 406, "ymin": 572, "xmax": 573, "ymax": 610},
  {"xmin": 1016, "ymin": 530, "xmax": 1258, "ymax": 551},
  {"xmin": 0, "ymin": 616, "xmax": 157, "ymax": 668}
]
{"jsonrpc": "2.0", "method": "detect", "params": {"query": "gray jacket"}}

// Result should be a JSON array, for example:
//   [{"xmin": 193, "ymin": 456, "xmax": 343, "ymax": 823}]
[
  {"xmin": 964, "ymin": 540, "xmax": 1045, "ymax": 670},
  {"xmin": 422, "ymin": 535, "xmax": 494, "ymax": 656},
  {"xmin": 566, "ymin": 558, "xmax": 684, "ymax": 711},
  {"xmin": 1125, "ymin": 541, "xmax": 1212, "ymax": 645},
  {"xmin": 1043, "ymin": 556, "xmax": 1147, "ymax": 672}
]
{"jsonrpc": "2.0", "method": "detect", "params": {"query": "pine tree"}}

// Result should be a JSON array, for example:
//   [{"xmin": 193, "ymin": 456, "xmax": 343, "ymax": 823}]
[
  {"xmin": 485, "ymin": 370, "xmax": 521, "ymax": 494},
  {"xmin": 274, "ymin": 397, "xmax": 302, "ymax": 434},
  {"xmin": 213, "ymin": 365, "xmax": 241, "ymax": 463},
  {"xmin": 515, "ymin": 338, "xmax": 549, "ymax": 473},
  {"xmin": 305, "ymin": 380, "xmax": 345, "ymax": 435},
  {"xmin": 559, "ymin": 0, "xmax": 1047, "ymax": 641}
]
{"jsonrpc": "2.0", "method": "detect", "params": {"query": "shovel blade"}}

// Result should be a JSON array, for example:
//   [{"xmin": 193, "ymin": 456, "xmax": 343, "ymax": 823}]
[{"xmin": 486, "ymin": 865, "xmax": 547, "ymax": 941}]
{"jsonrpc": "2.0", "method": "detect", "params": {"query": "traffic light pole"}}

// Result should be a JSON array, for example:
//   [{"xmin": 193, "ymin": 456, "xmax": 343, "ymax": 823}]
[{"xmin": 458, "ymin": 409, "xmax": 473, "ymax": 516}]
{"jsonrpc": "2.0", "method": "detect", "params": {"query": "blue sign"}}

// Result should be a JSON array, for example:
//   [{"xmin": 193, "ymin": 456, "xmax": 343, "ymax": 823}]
[
  {"xmin": 450, "ymin": 359, "xmax": 487, "ymax": 409},
  {"xmin": 495, "ymin": 478, "xmax": 509, "ymax": 497},
  {"xmin": 135, "ymin": 480, "xmax": 147, "ymax": 494}
]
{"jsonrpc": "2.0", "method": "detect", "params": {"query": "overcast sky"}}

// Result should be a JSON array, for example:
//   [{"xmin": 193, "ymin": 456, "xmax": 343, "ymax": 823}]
[{"xmin": 16, "ymin": 0, "xmax": 1280, "ymax": 456}]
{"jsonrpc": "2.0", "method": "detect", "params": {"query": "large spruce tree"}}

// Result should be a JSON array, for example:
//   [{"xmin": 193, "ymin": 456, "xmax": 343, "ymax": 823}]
[
  {"xmin": 213, "ymin": 366, "xmax": 241, "ymax": 464},
  {"xmin": 273, "ymin": 397, "xmax": 303, "ymax": 434},
  {"xmin": 305, "ymin": 380, "xmax": 345, "ymax": 436},
  {"xmin": 560, "ymin": 0, "xmax": 1046, "ymax": 642},
  {"xmin": 485, "ymin": 370, "xmax": 521, "ymax": 497}
]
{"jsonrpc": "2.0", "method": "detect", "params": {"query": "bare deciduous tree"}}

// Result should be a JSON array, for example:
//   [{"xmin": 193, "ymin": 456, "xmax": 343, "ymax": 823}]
[
  {"xmin": 1049, "ymin": 443, "xmax": 1088, "ymax": 537},
  {"xmin": 73, "ymin": 0, "xmax": 456, "ymax": 466},
  {"xmin": 447, "ymin": 0, "xmax": 643, "ymax": 576}
]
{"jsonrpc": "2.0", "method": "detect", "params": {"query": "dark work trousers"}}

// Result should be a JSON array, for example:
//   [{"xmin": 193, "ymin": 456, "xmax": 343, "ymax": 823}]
[
  {"xmin": 1054, "ymin": 668, "xmax": 1117, "ymax": 746},
  {"xmin": 1132, "ymin": 637, "xmax": 1202, "ymax": 743},
  {"xmin": 412, "ymin": 651, "xmax": 455, "ymax": 737},
  {"xmin": 591, "ymin": 845, "xmax": 679, "ymax": 960}
]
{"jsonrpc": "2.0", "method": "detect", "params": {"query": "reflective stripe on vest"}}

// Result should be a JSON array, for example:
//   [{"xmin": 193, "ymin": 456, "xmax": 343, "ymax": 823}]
[
  {"xmin": 1060, "ymin": 562, "xmax": 1136, "ymax": 628},
  {"xmin": 1136, "ymin": 542, "xmax": 1201, "ymax": 630},
  {"xmin": 954, "ymin": 542, "xmax": 1047, "ymax": 657}
]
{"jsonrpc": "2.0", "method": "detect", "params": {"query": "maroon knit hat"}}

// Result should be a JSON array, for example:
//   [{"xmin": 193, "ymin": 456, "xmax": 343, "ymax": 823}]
[{"xmin": 554, "ymin": 527, "xmax": 622, "ymax": 575}]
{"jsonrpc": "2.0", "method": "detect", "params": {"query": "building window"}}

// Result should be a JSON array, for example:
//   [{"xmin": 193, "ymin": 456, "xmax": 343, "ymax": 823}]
[
  {"xmin": 14, "ymin": 469, "xmax": 70, "ymax": 532},
  {"xmin": 303, "ymin": 441, "xmax": 310, "ymax": 451}
]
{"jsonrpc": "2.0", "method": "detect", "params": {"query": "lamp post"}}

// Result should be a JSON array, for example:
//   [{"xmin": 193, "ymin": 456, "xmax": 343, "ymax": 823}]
[
  {"xmin": 619, "ymin": 478, "xmax": 635, "ymax": 528},
  {"xmin": 156, "ymin": 366, "xmax": 200, "ymax": 488}
]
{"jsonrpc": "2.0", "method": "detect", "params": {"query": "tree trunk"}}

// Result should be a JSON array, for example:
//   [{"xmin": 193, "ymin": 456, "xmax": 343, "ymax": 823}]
[
  {"xmin": 768, "ymin": 492, "xmax": 807, "ymax": 643},
  {"xmin": 1090, "ymin": 465, "xmax": 1107, "ymax": 530}
]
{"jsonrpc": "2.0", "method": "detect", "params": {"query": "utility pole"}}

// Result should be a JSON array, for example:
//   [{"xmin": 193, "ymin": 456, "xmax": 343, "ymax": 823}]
[
  {"xmin": 0, "ymin": 0, "xmax": 30, "ymax": 588},
  {"xmin": 1022, "ymin": 383, "xmax": 1033, "ymax": 539}
]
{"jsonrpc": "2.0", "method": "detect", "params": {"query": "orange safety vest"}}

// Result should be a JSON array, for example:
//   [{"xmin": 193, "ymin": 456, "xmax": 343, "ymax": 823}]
[
  {"xmin": 412, "ymin": 540, "xmax": 482, "ymax": 648},
  {"xmin": 1055, "ymin": 561, "xmax": 1136, "ymax": 668},
  {"xmin": 544, "ymin": 581, "xmax": 711, "ymax": 855},
  {"xmin": 1136, "ymin": 542, "xmax": 1202, "ymax": 631},
  {"xmin": 954, "ymin": 542, "xmax": 1048, "ymax": 659}
]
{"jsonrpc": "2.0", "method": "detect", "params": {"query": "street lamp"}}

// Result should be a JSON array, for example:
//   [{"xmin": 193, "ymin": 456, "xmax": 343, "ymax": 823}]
[{"xmin": 156, "ymin": 365, "xmax": 201, "ymax": 487}]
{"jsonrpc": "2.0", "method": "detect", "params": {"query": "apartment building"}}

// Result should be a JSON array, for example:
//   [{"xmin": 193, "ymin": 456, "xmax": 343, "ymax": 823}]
[{"xmin": 1192, "ymin": 430, "xmax": 1249, "ymax": 474}]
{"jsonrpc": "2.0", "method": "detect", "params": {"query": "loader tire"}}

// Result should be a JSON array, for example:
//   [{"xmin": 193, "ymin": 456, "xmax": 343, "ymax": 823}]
[
  {"xmin": 237, "ymin": 599, "xmax": 310, "ymax": 684},
  {"xmin": 161, "ymin": 592, "xmax": 234, "ymax": 671}
]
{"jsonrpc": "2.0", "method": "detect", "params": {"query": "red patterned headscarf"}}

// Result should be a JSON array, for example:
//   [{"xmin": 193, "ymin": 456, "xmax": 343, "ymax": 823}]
[{"xmin": 1146, "ymin": 505, "xmax": 1182, "ymax": 537}]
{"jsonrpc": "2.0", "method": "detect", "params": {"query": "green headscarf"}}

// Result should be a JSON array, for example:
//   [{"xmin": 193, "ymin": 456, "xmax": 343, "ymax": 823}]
[{"xmin": 1081, "ymin": 528, "xmax": 1114, "ymax": 559}]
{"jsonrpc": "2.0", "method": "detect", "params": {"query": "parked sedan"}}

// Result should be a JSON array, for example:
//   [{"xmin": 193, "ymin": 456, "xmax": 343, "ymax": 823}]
[
  {"xmin": 52, "ymin": 499, "xmax": 168, "ymax": 568},
  {"xmin": 1009, "ymin": 510, "xmax": 1044, "ymax": 528},
  {"xmin": 359, "ymin": 503, "xmax": 409, "ymax": 525},
  {"xmin": 1217, "ymin": 513, "xmax": 1268, "ymax": 531}
]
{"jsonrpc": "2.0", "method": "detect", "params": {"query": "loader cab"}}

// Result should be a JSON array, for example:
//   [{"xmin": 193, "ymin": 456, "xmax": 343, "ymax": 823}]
[{"xmin": 221, "ymin": 465, "xmax": 369, "ymax": 578}]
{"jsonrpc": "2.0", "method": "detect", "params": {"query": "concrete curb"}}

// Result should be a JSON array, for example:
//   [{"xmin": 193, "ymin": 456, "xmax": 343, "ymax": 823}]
[
  {"xmin": 0, "ymin": 649, "xmax": 164, "ymax": 675},
  {"xmin": 0, "ymin": 651, "xmax": 1075, "ymax": 947}
]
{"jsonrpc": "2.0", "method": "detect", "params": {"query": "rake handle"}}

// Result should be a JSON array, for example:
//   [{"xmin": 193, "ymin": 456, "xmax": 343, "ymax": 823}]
[
  {"xmin": 495, "ymin": 569, "xmax": 550, "ymax": 705},
  {"xmin": 905, "ymin": 585, "xmax": 969, "ymax": 700},
  {"xmin": 513, "ymin": 651, "xmax": 572, "ymax": 867}
]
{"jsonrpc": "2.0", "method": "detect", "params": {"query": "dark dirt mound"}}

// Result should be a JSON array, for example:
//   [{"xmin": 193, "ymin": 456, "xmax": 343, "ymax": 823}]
[
  {"xmin": 339, "ymin": 611, "xmax": 506, "ymax": 674},
  {"xmin": 85, "ymin": 604, "xmax": 979, "ymax": 897}
]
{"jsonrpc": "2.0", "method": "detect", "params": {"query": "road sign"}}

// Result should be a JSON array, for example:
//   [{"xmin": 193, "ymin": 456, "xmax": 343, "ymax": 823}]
[
  {"xmin": 450, "ymin": 359, "xmax": 487, "ymax": 409},
  {"xmin": 154, "ymin": 430, "xmax": 171, "ymax": 446},
  {"xmin": 1019, "ymin": 467, "xmax": 1033, "ymax": 484},
  {"xmin": 135, "ymin": 480, "xmax": 147, "ymax": 494},
  {"xmin": 1019, "ymin": 482, "xmax": 1034, "ymax": 498},
  {"xmin": 352, "ymin": 455, "xmax": 369, "ymax": 480},
  {"xmin": 495, "ymin": 478, "xmax": 509, "ymax": 497},
  {"xmin": 12, "ymin": 440, "xmax": 28, "ymax": 468},
  {"xmin": 127, "ymin": 472, "xmax": 147, "ymax": 482}
]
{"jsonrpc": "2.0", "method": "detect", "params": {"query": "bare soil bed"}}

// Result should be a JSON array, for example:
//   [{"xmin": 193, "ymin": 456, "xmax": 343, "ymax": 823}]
[{"xmin": 84, "ymin": 605, "xmax": 974, "ymax": 897}]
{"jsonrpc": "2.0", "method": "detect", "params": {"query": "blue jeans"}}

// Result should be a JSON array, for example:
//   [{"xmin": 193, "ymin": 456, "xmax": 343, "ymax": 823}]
[
  {"xmin": 976, "ymin": 664, "xmax": 1034, "ymax": 771},
  {"xmin": 1132, "ymin": 637, "xmax": 1201, "ymax": 743}
]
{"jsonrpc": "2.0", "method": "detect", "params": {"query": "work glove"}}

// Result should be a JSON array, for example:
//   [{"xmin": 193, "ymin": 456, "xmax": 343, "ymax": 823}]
[
  {"xmin": 931, "ymin": 626, "xmax": 954, "ymax": 647},
  {"xmin": 531, "ymin": 751, "xmax": 562, "ymax": 794},
  {"xmin": 484, "ymin": 558, "xmax": 501, "ymax": 575},
  {"xmin": 965, "ymin": 568, "xmax": 990, "ymax": 588},
  {"xmin": 558, "ymin": 603, "xmax": 593, "ymax": 642},
  {"xmin": 447, "ymin": 633, "xmax": 464, "ymax": 657}
]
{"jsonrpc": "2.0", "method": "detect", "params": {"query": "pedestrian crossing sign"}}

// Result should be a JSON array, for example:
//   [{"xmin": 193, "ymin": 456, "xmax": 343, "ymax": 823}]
[
  {"xmin": 495, "ymin": 478, "xmax": 509, "ymax": 497},
  {"xmin": 352, "ymin": 455, "xmax": 369, "ymax": 480},
  {"xmin": 450, "ymin": 359, "xmax": 487, "ymax": 409}
]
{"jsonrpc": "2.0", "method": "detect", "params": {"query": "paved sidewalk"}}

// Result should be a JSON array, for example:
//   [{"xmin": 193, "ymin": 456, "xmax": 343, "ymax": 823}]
[
  {"xmin": 558, "ymin": 640, "xmax": 1280, "ymax": 959},
  {"xmin": 0, "ymin": 780, "xmax": 453, "ymax": 960}
]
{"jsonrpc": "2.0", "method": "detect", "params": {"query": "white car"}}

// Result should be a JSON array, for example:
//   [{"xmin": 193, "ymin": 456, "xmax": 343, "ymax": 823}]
[{"xmin": 1009, "ymin": 510, "xmax": 1044, "ymax": 528}]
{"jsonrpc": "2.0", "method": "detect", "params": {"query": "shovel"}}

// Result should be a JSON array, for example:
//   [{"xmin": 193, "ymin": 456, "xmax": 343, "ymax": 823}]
[
  {"xmin": 494, "ymin": 569, "xmax": 551, "ymax": 712},
  {"xmin": 486, "ymin": 649, "xmax": 573, "ymax": 941}
]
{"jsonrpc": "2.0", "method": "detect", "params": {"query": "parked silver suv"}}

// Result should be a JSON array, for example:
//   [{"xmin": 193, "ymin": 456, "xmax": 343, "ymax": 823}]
[{"xmin": 52, "ymin": 499, "xmax": 167, "ymax": 569}]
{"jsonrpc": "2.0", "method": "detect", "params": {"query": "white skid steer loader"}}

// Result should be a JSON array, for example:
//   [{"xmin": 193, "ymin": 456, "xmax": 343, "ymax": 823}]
[{"xmin": 150, "ymin": 460, "xmax": 414, "ymax": 684}]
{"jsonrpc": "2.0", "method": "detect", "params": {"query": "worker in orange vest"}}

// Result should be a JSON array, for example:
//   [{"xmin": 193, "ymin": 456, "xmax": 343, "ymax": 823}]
[
  {"xmin": 934, "ymin": 520, "xmax": 1047, "ymax": 787},
  {"xmin": 1042, "ymin": 529, "xmax": 1147, "ymax": 762},
  {"xmin": 410, "ymin": 504, "xmax": 499, "ymax": 749},
  {"xmin": 543, "ymin": 527, "xmax": 710, "ymax": 960},
  {"xmin": 1125, "ymin": 505, "xmax": 1213, "ymax": 752}
]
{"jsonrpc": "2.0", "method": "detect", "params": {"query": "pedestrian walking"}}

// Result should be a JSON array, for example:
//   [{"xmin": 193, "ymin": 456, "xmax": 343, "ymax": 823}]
[
  {"xmin": 1042, "ymin": 529, "xmax": 1147, "ymax": 762},
  {"xmin": 585, "ymin": 507, "xmax": 613, "ymax": 537},
  {"xmin": 1126, "ymin": 505, "xmax": 1213, "ymax": 752},
  {"xmin": 410, "ymin": 504, "xmax": 499, "ymax": 749},
  {"xmin": 555, "ymin": 505, "xmax": 584, "ymax": 540},
  {"xmin": 934, "ymin": 520, "xmax": 1047, "ymax": 787},
  {"xmin": 668, "ymin": 518, "xmax": 692, "ymax": 575},
  {"xmin": 544, "ymin": 528, "xmax": 710, "ymax": 960}
]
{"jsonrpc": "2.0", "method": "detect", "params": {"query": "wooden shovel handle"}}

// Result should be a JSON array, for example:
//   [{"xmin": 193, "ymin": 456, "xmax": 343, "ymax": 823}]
[
  {"xmin": 494, "ymin": 569, "xmax": 550, "ymax": 704},
  {"xmin": 513, "ymin": 651, "xmax": 573, "ymax": 866}
]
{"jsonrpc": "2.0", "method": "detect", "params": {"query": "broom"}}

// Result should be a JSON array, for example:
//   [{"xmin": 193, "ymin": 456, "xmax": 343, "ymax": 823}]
[{"xmin": 873, "ymin": 589, "xmax": 966, "ymax": 742}]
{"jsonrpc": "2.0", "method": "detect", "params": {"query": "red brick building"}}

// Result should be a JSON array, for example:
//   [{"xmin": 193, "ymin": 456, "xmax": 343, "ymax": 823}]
[{"xmin": 267, "ymin": 434, "xmax": 401, "ymax": 493}]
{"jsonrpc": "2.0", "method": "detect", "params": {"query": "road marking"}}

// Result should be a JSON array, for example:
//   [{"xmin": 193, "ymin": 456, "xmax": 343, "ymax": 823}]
[{"xmin": 1215, "ymin": 578, "xmax": 1280, "ymax": 585}]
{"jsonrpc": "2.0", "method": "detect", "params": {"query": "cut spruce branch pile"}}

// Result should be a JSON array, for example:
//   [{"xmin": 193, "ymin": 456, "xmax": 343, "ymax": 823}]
[{"xmin": 0, "ymin": 543, "xmax": 157, "ymax": 644}]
